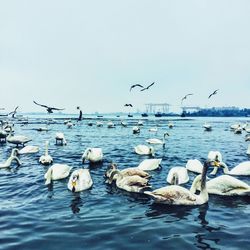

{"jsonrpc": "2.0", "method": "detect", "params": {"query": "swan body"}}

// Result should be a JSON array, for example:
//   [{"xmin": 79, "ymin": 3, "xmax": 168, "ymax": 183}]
[
  {"xmin": 245, "ymin": 134, "xmax": 250, "ymax": 142},
  {"xmin": 39, "ymin": 141, "xmax": 53, "ymax": 165},
  {"xmin": 67, "ymin": 169, "xmax": 93, "ymax": 192},
  {"xmin": 148, "ymin": 127, "xmax": 157, "ymax": 133},
  {"xmin": 137, "ymin": 120, "xmax": 144, "ymax": 126},
  {"xmin": 7, "ymin": 133, "xmax": 32, "ymax": 147},
  {"xmin": 197, "ymin": 175, "xmax": 250, "ymax": 196},
  {"xmin": 146, "ymin": 133, "xmax": 169, "ymax": 148},
  {"xmin": 167, "ymin": 167, "xmax": 189, "ymax": 185},
  {"xmin": 186, "ymin": 159, "xmax": 203, "ymax": 174},
  {"xmin": 82, "ymin": 148, "xmax": 103, "ymax": 163},
  {"xmin": 107, "ymin": 121, "xmax": 115, "ymax": 128},
  {"xmin": 44, "ymin": 164, "xmax": 72, "ymax": 185},
  {"xmin": 55, "ymin": 132, "xmax": 67, "ymax": 145},
  {"xmin": 132, "ymin": 126, "xmax": 140, "ymax": 134},
  {"xmin": 203, "ymin": 123, "xmax": 212, "ymax": 131},
  {"xmin": 137, "ymin": 159, "xmax": 162, "ymax": 171},
  {"xmin": 0, "ymin": 155, "xmax": 21, "ymax": 168},
  {"xmin": 168, "ymin": 122, "xmax": 174, "ymax": 128},
  {"xmin": 18, "ymin": 145, "xmax": 39, "ymax": 154},
  {"xmin": 107, "ymin": 170, "xmax": 150, "ymax": 193},
  {"xmin": 121, "ymin": 121, "xmax": 127, "ymax": 127},
  {"xmin": 145, "ymin": 161, "xmax": 210, "ymax": 205},
  {"xmin": 96, "ymin": 121, "xmax": 103, "ymax": 127},
  {"xmin": 134, "ymin": 145, "xmax": 155, "ymax": 156},
  {"xmin": 234, "ymin": 126, "xmax": 242, "ymax": 134}
]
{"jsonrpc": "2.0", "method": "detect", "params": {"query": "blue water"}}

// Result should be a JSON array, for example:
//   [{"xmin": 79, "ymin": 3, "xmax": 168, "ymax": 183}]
[{"xmin": 0, "ymin": 115, "xmax": 250, "ymax": 250}]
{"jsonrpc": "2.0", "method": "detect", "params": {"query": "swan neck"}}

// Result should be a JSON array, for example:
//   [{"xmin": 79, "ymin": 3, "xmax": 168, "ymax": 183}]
[{"xmin": 220, "ymin": 162, "xmax": 229, "ymax": 174}]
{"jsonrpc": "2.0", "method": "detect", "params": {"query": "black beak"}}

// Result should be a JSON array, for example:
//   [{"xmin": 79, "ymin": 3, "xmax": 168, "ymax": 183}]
[{"xmin": 72, "ymin": 186, "xmax": 76, "ymax": 192}]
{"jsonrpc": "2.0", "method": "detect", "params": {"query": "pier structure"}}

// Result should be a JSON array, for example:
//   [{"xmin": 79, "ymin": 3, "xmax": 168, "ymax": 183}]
[{"xmin": 145, "ymin": 103, "xmax": 170, "ymax": 114}]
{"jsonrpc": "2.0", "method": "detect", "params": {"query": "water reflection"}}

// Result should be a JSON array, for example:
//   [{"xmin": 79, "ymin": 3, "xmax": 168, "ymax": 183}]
[{"xmin": 70, "ymin": 193, "xmax": 83, "ymax": 214}]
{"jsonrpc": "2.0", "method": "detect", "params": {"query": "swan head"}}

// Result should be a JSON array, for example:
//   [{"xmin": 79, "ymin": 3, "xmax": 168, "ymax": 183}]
[
  {"xmin": 207, "ymin": 151, "xmax": 222, "ymax": 167},
  {"xmin": 105, "ymin": 163, "xmax": 117, "ymax": 179},
  {"xmin": 82, "ymin": 148, "xmax": 91, "ymax": 163},
  {"xmin": 71, "ymin": 174, "xmax": 79, "ymax": 192},
  {"xmin": 149, "ymin": 147, "xmax": 155, "ymax": 157},
  {"xmin": 164, "ymin": 132, "xmax": 170, "ymax": 138},
  {"xmin": 105, "ymin": 169, "xmax": 120, "ymax": 184},
  {"xmin": 11, "ymin": 148, "xmax": 19, "ymax": 157}
]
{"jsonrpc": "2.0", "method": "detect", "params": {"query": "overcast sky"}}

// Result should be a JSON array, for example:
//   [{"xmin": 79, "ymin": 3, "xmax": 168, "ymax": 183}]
[{"xmin": 0, "ymin": 0, "xmax": 249, "ymax": 114}]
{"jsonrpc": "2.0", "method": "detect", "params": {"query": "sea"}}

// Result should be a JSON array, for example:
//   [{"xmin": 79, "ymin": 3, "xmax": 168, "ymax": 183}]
[{"xmin": 0, "ymin": 114, "xmax": 249, "ymax": 250}]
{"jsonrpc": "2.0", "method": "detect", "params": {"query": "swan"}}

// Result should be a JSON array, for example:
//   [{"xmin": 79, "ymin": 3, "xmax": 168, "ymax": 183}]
[
  {"xmin": 168, "ymin": 122, "xmax": 174, "ymax": 129},
  {"xmin": 36, "ymin": 127, "xmax": 49, "ymax": 132},
  {"xmin": 137, "ymin": 120, "xmax": 144, "ymax": 126},
  {"xmin": 247, "ymin": 145, "xmax": 250, "ymax": 155},
  {"xmin": 67, "ymin": 169, "xmax": 93, "ymax": 192},
  {"xmin": 137, "ymin": 159, "xmax": 162, "ymax": 171},
  {"xmin": 234, "ymin": 126, "xmax": 242, "ymax": 134},
  {"xmin": 230, "ymin": 124, "xmax": 240, "ymax": 130},
  {"xmin": 148, "ymin": 127, "xmax": 157, "ymax": 133},
  {"xmin": 134, "ymin": 145, "xmax": 155, "ymax": 156},
  {"xmin": 96, "ymin": 121, "xmax": 103, "ymax": 127},
  {"xmin": 44, "ymin": 164, "xmax": 72, "ymax": 185},
  {"xmin": 106, "ymin": 169, "xmax": 150, "ymax": 193},
  {"xmin": 146, "ymin": 132, "xmax": 169, "ymax": 148},
  {"xmin": 121, "ymin": 121, "xmax": 127, "ymax": 127},
  {"xmin": 0, "ymin": 154, "xmax": 21, "ymax": 168},
  {"xmin": 55, "ymin": 132, "xmax": 67, "ymax": 145},
  {"xmin": 18, "ymin": 145, "xmax": 39, "ymax": 154},
  {"xmin": 66, "ymin": 121, "xmax": 74, "ymax": 128},
  {"xmin": 186, "ymin": 159, "xmax": 204, "ymax": 174},
  {"xmin": 132, "ymin": 126, "xmax": 140, "ymax": 134},
  {"xmin": 39, "ymin": 141, "xmax": 53, "ymax": 165},
  {"xmin": 166, "ymin": 167, "xmax": 189, "ymax": 185},
  {"xmin": 82, "ymin": 148, "xmax": 103, "ymax": 163},
  {"xmin": 245, "ymin": 134, "xmax": 250, "ymax": 142},
  {"xmin": 107, "ymin": 121, "xmax": 115, "ymax": 128},
  {"xmin": 193, "ymin": 175, "xmax": 250, "ymax": 196},
  {"xmin": 144, "ymin": 161, "xmax": 211, "ymax": 205},
  {"xmin": 216, "ymin": 161, "xmax": 250, "ymax": 176},
  {"xmin": 203, "ymin": 123, "xmax": 212, "ymax": 131},
  {"xmin": 7, "ymin": 127, "xmax": 32, "ymax": 147},
  {"xmin": 105, "ymin": 163, "xmax": 150, "ymax": 180}
]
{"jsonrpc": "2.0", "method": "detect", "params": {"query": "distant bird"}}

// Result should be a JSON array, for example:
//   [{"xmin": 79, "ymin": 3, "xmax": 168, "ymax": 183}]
[
  {"xmin": 140, "ymin": 82, "xmax": 155, "ymax": 91},
  {"xmin": 181, "ymin": 94, "xmax": 193, "ymax": 104},
  {"xmin": 130, "ymin": 84, "xmax": 144, "ymax": 92},
  {"xmin": 33, "ymin": 101, "xmax": 64, "ymax": 113},
  {"xmin": 8, "ymin": 106, "xmax": 19, "ymax": 118},
  {"xmin": 124, "ymin": 104, "xmax": 133, "ymax": 107},
  {"xmin": 208, "ymin": 89, "xmax": 219, "ymax": 99},
  {"xmin": 77, "ymin": 106, "xmax": 82, "ymax": 121}
]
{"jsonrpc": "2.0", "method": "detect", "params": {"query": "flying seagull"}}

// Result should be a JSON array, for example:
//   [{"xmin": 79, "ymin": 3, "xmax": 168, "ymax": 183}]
[
  {"xmin": 140, "ymin": 82, "xmax": 155, "ymax": 91},
  {"xmin": 181, "ymin": 93, "xmax": 193, "ymax": 104},
  {"xmin": 8, "ymin": 106, "xmax": 19, "ymax": 118},
  {"xmin": 124, "ymin": 104, "xmax": 133, "ymax": 107},
  {"xmin": 208, "ymin": 89, "xmax": 219, "ymax": 99},
  {"xmin": 33, "ymin": 101, "xmax": 65, "ymax": 113},
  {"xmin": 130, "ymin": 84, "xmax": 144, "ymax": 92}
]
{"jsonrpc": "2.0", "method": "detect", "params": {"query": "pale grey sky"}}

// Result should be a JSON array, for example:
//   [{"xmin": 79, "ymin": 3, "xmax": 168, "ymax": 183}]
[{"xmin": 0, "ymin": 0, "xmax": 249, "ymax": 114}]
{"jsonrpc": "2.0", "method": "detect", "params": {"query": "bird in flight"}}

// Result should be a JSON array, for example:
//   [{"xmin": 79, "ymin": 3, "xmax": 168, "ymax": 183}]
[
  {"xmin": 208, "ymin": 89, "xmax": 219, "ymax": 99},
  {"xmin": 8, "ymin": 106, "xmax": 19, "ymax": 118},
  {"xmin": 124, "ymin": 104, "xmax": 133, "ymax": 107},
  {"xmin": 181, "ymin": 93, "xmax": 193, "ymax": 104},
  {"xmin": 130, "ymin": 84, "xmax": 144, "ymax": 92},
  {"xmin": 33, "ymin": 101, "xmax": 65, "ymax": 113},
  {"xmin": 140, "ymin": 82, "xmax": 155, "ymax": 91}
]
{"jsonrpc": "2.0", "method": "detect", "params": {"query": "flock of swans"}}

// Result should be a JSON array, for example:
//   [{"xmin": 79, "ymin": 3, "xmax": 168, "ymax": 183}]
[{"xmin": 0, "ymin": 117, "xmax": 250, "ymax": 207}]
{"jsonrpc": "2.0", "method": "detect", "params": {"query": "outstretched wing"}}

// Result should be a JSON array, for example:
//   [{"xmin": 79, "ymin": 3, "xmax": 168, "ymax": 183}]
[
  {"xmin": 51, "ymin": 107, "xmax": 65, "ymax": 111},
  {"xmin": 8, "ymin": 106, "xmax": 19, "ymax": 115},
  {"xmin": 33, "ymin": 101, "xmax": 49, "ymax": 109},
  {"xmin": 130, "ymin": 84, "xmax": 144, "ymax": 91},
  {"xmin": 141, "ymin": 82, "xmax": 155, "ymax": 91}
]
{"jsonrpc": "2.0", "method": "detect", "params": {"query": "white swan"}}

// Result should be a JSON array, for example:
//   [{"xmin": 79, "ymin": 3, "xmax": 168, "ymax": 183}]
[
  {"xmin": 203, "ymin": 123, "xmax": 212, "ymax": 131},
  {"xmin": 44, "ymin": 164, "xmax": 72, "ymax": 185},
  {"xmin": 55, "ymin": 132, "xmax": 67, "ymax": 145},
  {"xmin": 246, "ymin": 134, "xmax": 250, "ymax": 142},
  {"xmin": 247, "ymin": 145, "xmax": 250, "ymax": 155},
  {"xmin": 132, "ymin": 126, "xmax": 140, "ymax": 134},
  {"xmin": 134, "ymin": 145, "xmax": 155, "ymax": 156},
  {"xmin": 146, "ymin": 132, "xmax": 169, "ymax": 148},
  {"xmin": 0, "ymin": 155, "xmax": 21, "ymax": 168},
  {"xmin": 168, "ymin": 122, "xmax": 174, "ymax": 129},
  {"xmin": 234, "ymin": 126, "xmax": 242, "ymax": 134},
  {"xmin": 145, "ymin": 161, "xmax": 211, "ymax": 205},
  {"xmin": 148, "ymin": 127, "xmax": 157, "ymax": 133},
  {"xmin": 137, "ymin": 120, "xmax": 144, "ymax": 126},
  {"xmin": 220, "ymin": 161, "xmax": 250, "ymax": 176},
  {"xmin": 186, "ymin": 159, "xmax": 204, "ymax": 174},
  {"xmin": 121, "ymin": 121, "xmax": 127, "ymax": 127},
  {"xmin": 107, "ymin": 121, "xmax": 115, "ymax": 128},
  {"xmin": 7, "ymin": 128, "xmax": 32, "ymax": 147},
  {"xmin": 96, "ymin": 121, "xmax": 103, "ymax": 127},
  {"xmin": 166, "ymin": 167, "xmax": 189, "ymax": 185},
  {"xmin": 18, "ymin": 145, "xmax": 39, "ymax": 154},
  {"xmin": 193, "ymin": 175, "xmax": 250, "ymax": 196},
  {"xmin": 82, "ymin": 148, "xmax": 103, "ymax": 163},
  {"xmin": 67, "ymin": 169, "xmax": 93, "ymax": 192},
  {"xmin": 137, "ymin": 159, "xmax": 162, "ymax": 171},
  {"xmin": 39, "ymin": 141, "xmax": 53, "ymax": 165}
]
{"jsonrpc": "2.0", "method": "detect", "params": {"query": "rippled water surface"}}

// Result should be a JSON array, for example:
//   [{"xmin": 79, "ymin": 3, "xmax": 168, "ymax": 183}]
[{"xmin": 0, "ymin": 115, "xmax": 250, "ymax": 250}]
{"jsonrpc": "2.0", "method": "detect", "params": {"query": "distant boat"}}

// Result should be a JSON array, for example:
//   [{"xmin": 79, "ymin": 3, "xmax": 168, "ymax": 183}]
[
  {"xmin": 128, "ymin": 114, "xmax": 133, "ymax": 117},
  {"xmin": 154, "ymin": 112, "xmax": 162, "ymax": 117},
  {"xmin": 97, "ymin": 115, "xmax": 103, "ymax": 118},
  {"xmin": 181, "ymin": 112, "xmax": 186, "ymax": 117},
  {"xmin": 141, "ymin": 113, "xmax": 148, "ymax": 117}
]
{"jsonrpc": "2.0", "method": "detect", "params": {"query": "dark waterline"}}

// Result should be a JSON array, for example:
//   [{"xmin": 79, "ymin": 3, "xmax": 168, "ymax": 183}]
[{"xmin": 0, "ymin": 115, "xmax": 250, "ymax": 250}]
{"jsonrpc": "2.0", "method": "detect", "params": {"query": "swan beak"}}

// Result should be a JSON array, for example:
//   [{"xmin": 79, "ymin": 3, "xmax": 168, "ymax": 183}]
[
  {"xmin": 213, "ymin": 161, "xmax": 220, "ymax": 167},
  {"xmin": 71, "ymin": 181, "xmax": 76, "ymax": 192}
]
